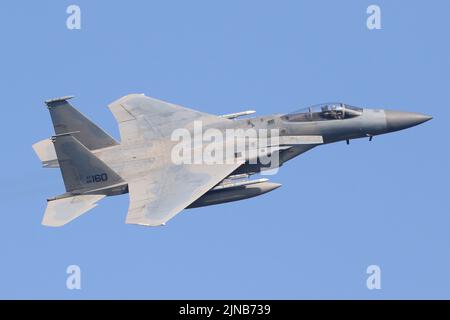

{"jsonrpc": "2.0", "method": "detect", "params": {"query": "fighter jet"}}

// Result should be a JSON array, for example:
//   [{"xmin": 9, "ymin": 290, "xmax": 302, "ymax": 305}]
[{"xmin": 32, "ymin": 94, "xmax": 431, "ymax": 227}]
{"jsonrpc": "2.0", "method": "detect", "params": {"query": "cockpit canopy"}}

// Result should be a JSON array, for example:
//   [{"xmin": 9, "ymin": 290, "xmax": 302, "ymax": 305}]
[{"xmin": 282, "ymin": 103, "xmax": 363, "ymax": 122}]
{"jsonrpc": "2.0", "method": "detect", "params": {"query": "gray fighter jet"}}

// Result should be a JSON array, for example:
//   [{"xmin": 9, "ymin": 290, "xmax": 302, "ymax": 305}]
[{"xmin": 33, "ymin": 94, "xmax": 431, "ymax": 227}]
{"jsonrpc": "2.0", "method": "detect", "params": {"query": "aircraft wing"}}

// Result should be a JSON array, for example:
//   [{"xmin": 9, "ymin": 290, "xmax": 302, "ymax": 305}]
[
  {"xmin": 108, "ymin": 94, "xmax": 227, "ymax": 144},
  {"xmin": 108, "ymin": 94, "xmax": 243, "ymax": 226},
  {"xmin": 126, "ymin": 161, "xmax": 243, "ymax": 226}
]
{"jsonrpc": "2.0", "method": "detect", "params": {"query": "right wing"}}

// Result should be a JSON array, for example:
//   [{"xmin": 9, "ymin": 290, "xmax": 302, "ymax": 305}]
[{"xmin": 108, "ymin": 94, "xmax": 227, "ymax": 144}]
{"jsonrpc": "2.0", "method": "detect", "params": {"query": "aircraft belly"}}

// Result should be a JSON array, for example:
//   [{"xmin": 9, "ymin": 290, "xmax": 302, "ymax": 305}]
[{"xmin": 188, "ymin": 181, "xmax": 281, "ymax": 208}]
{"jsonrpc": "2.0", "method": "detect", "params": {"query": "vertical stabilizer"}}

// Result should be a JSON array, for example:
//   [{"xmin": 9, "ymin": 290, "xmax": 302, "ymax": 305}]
[
  {"xmin": 45, "ymin": 96, "xmax": 118, "ymax": 150},
  {"xmin": 52, "ymin": 134, "xmax": 124, "ymax": 192}
]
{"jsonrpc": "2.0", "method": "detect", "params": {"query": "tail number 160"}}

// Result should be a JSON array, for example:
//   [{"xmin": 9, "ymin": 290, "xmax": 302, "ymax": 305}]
[{"xmin": 86, "ymin": 173, "xmax": 108, "ymax": 184}]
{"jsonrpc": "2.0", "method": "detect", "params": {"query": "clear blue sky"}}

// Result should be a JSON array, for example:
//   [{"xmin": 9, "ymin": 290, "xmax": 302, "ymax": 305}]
[{"xmin": 0, "ymin": 0, "xmax": 448, "ymax": 299}]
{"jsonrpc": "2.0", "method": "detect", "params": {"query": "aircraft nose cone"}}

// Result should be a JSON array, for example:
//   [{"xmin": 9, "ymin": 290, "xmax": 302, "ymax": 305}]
[{"xmin": 385, "ymin": 110, "xmax": 432, "ymax": 132}]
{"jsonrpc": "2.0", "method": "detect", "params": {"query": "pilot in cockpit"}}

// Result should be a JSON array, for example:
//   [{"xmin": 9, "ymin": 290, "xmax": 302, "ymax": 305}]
[
  {"xmin": 282, "ymin": 103, "xmax": 362, "ymax": 122},
  {"xmin": 321, "ymin": 104, "xmax": 344, "ymax": 120}
]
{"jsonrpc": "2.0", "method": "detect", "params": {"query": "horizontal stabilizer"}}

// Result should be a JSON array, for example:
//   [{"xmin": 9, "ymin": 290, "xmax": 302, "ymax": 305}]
[
  {"xmin": 42, "ymin": 194, "xmax": 105, "ymax": 227},
  {"xmin": 32, "ymin": 139, "xmax": 58, "ymax": 168}
]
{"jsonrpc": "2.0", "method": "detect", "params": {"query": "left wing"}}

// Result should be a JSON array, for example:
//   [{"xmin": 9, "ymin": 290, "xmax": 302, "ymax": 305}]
[{"xmin": 126, "ymin": 161, "xmax": 243, "ymax": 226}]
